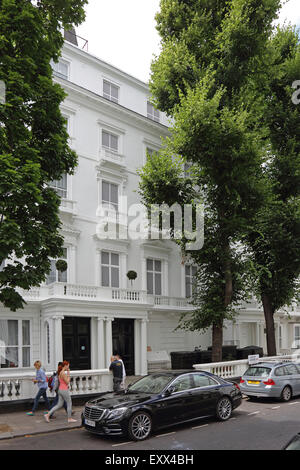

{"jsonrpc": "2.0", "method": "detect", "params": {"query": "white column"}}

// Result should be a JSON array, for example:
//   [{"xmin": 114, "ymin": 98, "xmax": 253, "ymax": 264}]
[
  {"xmin": 140, "ymin": 319, "xmax": 148, "ymax": 376},
  {"xmin": 120, "ymin": 253, "xmax": 127, "ymax": 289},
  {"xmin": 163, "ymin": 259, "xmax": 169, "ymax": 297},
  {"xmin": 141, "ymin": 257, "xmax": 147, "ymax": 292},
  {"xmin": 97, "ymin": 317, "xmax": 105, "ymax": 369},
  {"xmin": 181, "ymin": 264, "xmax": 186, "ymax": 298},
  {"xmin": 68, "ymin": 245, "xmax": 77, "ymax": 284},
  {"xmin": 95, "ymin": 249, "xmax": 101, "ymax": 286},
  {"xmin": 105, "ymin": 317, "xmax": 114, "ymax": 367},
  {"xmin": 235, "ymin": 322, "xmax": 241, "ymax": 348},
  {"xmin": 281, "ymin": 322, "xmax": 289, "ymax": 350},
  {"xmin": 53, "ymin": 315, "xmax": 64, "ymax": 367},
  {"xmin": 134, "ymin": 319, "xmax": 141, "ymax": 375},
  {"xmin": 256, "ymin": 322, "xmax": 260, "ymax": 347}
]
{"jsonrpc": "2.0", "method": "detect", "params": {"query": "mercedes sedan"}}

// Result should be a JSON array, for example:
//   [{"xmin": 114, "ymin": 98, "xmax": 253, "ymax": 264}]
[{"xmin": 82, "ymin": 370, "xmax": 242, "ymax": 441}]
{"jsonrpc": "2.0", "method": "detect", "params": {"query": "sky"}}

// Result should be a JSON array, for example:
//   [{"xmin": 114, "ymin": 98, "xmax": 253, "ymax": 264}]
[{"xmin": 76, "ymin": 0, "xmax": 300, "ymax": 84}]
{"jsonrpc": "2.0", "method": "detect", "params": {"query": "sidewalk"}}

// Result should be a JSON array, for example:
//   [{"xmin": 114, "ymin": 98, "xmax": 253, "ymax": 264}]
[
  {"xmin": 0, "ymin": 375, "xmax": 142, "ymax": 441},
  {"xmin": 0, "ymin": 405, "xmax": 84, "ymax": 440}
]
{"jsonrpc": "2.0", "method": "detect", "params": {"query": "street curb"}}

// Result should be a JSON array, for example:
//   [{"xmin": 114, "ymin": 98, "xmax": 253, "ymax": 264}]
[{"xmin": 0, "ymin": 423, "xmax": 83, "ymax": 441}]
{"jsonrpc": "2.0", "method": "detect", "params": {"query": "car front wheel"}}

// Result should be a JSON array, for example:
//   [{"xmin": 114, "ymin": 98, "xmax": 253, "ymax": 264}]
[
  {"xmin": 216, "ymin": 397, "xmax": 232, "ymax": 421},
  {"xmin": 128, "ymin": 411, "xmax": 153, "ymax": 441}
]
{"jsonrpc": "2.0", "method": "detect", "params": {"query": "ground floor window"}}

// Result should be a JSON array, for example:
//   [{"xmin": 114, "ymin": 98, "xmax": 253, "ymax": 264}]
[
  {"xmin": 294, "ymin": 325, "xmax": 300, "ymax": 349},
  {"xmin": 0, "ymin": 319, "xmax": 31, "ymax": 368}
]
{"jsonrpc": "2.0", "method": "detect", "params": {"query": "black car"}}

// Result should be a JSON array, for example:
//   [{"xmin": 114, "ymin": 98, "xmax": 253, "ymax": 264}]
[{"xmin": 82, "ymin": 370, "xmax": 242, "ymax": 441}]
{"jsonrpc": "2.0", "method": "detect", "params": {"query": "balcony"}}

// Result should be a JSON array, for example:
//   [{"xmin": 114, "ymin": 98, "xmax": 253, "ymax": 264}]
[
  {"xmin": 59, "ymin": 197, "xmax": 77, "ymax": 216},
  {"xmin": 18, "ymin": 283, "xmax": 192, "ymax": 309},
  {"xmin": 98, "ymin": 148, "xmax": 126, "ymax": 169}
]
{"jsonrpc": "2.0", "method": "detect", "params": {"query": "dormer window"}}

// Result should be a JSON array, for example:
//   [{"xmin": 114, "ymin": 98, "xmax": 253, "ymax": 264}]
[
  {"xmin": 147, "ymin": 101, "xmax": 160, "ymax": 122},
  {"xmin": 103, "ymin": 80, "xmax": 119, "ymax": 103}
]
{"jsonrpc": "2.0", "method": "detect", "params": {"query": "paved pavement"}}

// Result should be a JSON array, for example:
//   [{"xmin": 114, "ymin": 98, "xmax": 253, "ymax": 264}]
[
  {"xmin": 0, "ymin": 404, "xmax": 84, "ymax": 440},
  {"xmin": 0, "ymin": 375, "xmax": 142, "ymax": 441}
]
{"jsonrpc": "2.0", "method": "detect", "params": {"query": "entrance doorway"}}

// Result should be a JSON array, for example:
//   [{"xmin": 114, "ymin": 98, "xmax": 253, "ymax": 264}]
[
  {"xmin": 112, "ymin": 319, "xmax": 135, "ymax": 375},
  {"xmin": 62, "ymin": 317, "xmax": 91, "ymax": 370}
]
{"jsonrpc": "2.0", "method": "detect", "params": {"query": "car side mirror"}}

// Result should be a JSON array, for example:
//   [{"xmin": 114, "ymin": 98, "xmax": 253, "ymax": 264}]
[{"xmin": 165, "ymin": 385, "xmax": 175, "ymax": 396}]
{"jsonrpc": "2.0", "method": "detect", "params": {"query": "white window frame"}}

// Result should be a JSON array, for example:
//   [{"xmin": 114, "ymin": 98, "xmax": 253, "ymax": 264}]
[
  {"xmin": 103, "ymin": 79, "xmax": 119, "ymax": 103},
  {"xmin": 100, "ymin": 250, "xmax": 120, "ymax": 288},
  {"xmin": 185, "ymin": 264, "xmax": 197, "ymax": 298},
  {"xmin": 0, "ymin": 319, "xmax": 32, "ymax": 369},
  {"xmin": 146, "ymin": 258, "xmax": 162, "ymax": 296},
  {"xmin": 46, "ymin": 248, "xmax": 68, "ymax": 285},
  {"xmin": 51, "ymin": 58, "xmax": 70, "ymax": 80},
  {"xmin": 102, "ymin": 129, "xmax": 119, "ymax": 153},
  {"xmin": 49, "ymin": 173, "xmax": 68, "ymax": 199},
  {"xmin": 294, "ymin": 325, "xmax": 300, "ymax": 349},
  {"xmin": 147, "ymin": 101, "xmax": 160, "ymax": 122},
  {"xmin": 101, "ymin": 180, "xmax": 119, "ymax": 213}
]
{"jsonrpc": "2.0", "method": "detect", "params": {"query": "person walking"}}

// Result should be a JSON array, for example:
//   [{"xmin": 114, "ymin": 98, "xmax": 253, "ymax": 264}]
[
  {"xmin": 44, "ymin": 360, "xmax": 76, "ymax": 423},
  {"xmin": 26, "ymin": 360, "xmax": 50, "ymax": 416},
  {"xmin": 115, "ymin": 353, "xmax": 126, "ymax": 389},
  {"xmin": 109, "ymin": 354, "xmax": 124, "ymax": 392},
  {"xmin": 48, "ymin": 362, "xmax": 68, "ymax": 419}
]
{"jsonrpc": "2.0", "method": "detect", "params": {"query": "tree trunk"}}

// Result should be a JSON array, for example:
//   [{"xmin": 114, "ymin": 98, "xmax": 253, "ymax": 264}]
[
  {"xmin": 211, "ymin": 240, "xmax": 232, "ymax": 362},
  {"xmin": 212, "ymin": 323, "xmax": 223, "ymax": 362},
  {"xmin": 262, "ymin": 293, "xmax": 277, "ymax": 356}
]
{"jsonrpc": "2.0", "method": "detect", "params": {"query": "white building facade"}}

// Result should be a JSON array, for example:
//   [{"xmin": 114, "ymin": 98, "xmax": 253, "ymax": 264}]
[{"xmin": 1, "ymin": 36, "xmax": 299, "ymax": 379}]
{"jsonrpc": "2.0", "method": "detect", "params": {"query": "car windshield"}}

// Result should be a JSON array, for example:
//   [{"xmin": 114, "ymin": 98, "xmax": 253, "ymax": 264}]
[
  {"xmin": 285, "ymin": 435, "xmax": 300, "ymax": 451},
  {"xmin": 244, "ymin": 367, "xmax": 271, "ymax": 377},
  {"xmin": 129, "ymin": 374, "xmax": 172, "ymax": 394}
]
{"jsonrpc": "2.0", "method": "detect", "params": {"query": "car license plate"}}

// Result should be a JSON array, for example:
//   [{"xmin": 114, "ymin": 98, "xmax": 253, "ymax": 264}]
[
  {"xmin": 247, "ymin": 380, "xmax": 260, "ymax": 385},
  {"xmin": 85, "ymin": 419, "xmax": 96, "ymax": 427}
]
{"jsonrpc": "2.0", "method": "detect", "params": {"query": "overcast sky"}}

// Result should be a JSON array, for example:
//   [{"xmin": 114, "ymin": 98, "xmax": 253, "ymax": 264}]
[{"xmin": 76, "ymin": 0, "xmax": 300, "ymax": 83}]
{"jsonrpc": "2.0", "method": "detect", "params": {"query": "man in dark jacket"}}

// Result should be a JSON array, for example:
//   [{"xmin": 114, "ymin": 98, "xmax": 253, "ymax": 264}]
[{"xmin": 109, "ymin": 354, "xmax": 123, "ymax": 392}]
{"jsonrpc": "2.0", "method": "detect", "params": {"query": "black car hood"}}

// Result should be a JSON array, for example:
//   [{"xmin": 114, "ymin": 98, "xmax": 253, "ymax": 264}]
[{"xmin": 87, "ymin": 391, "xmax": 154, "ymax": 409}]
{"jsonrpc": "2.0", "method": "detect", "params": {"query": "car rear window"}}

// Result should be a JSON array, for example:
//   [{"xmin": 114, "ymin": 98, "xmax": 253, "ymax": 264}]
[{"xmin": 244, "ymin": 367, "xmax": 271, "ymax": 377}]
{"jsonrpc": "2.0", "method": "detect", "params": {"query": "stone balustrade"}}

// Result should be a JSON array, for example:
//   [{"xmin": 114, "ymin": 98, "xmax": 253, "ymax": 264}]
[
  {"xmin": 18, "ymin": 283, "xmax": 191, "ymax": 309},
  {"xmin": 193, "ymin": 352, "xmax": 300, "ymax": 379},
  {"xmin": 0, "ymin": 369, "xmax": 112, "ymax": 403}
]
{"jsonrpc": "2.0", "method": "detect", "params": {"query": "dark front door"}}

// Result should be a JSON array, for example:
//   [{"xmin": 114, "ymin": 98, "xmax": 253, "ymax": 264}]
[
  {"xmin": 112, "ymin": 319, "xmax": 134, "ymax": 376},
  {"xmin": 62, "ymin": 317, "xmax": 91, "ymax": 370}
]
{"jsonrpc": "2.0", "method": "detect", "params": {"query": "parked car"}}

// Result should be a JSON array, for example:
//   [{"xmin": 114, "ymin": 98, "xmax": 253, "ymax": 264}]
[
  {"xmin": 82, "ymin": 370, "xmax": 242, "ymax": 441},
  {"xmin": 283, "ymin": 433, "xmax": 300, "ymax": 450},
  {"xmin": 239, "ymin": 361, "xmax": 300, "ymax": 401}
]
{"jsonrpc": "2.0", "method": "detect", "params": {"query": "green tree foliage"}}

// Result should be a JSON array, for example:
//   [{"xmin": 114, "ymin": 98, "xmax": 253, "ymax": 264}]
[
  {"xmin": 246, "ymin": 26, "xmax": 300, "ymax": 355},
  {"xmin": 139, "ymin": 0, "xmax": 283, "ymax": 361},
  {"xmin": 0, "ymin": 0, "xmax": 87, "ymax": 310}
]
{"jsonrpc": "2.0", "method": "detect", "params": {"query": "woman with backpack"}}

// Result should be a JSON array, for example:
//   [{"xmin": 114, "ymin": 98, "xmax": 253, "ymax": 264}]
[
  {"xmin": 48, "ymin": 362, "xmax": 68, "ymax": 418},
  {"xmin": 26, "ymin": 360, "xmax": 50, "ymax": 416},
  {"xmin": 44, "ymin": 360, "xmax": 76, "ymax": 423}
]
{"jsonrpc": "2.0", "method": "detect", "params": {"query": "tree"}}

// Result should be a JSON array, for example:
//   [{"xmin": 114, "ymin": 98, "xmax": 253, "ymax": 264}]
[
  {"xmin": 247, "ymin": 26, "xmax": 300, "ymax": 355},
  {"xmin": 138, "ymin": 0, "xmax": 282, "ymax": 361},
  {"xmin": 0, "ymin": 0, "xmax": 87, "ymax": 311}
]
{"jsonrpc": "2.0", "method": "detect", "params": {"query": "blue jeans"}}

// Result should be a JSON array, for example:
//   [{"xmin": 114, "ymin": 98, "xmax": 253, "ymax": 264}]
[{"xmin": 32, "ymin": 387, "xmax": 50, "ymax": 412}]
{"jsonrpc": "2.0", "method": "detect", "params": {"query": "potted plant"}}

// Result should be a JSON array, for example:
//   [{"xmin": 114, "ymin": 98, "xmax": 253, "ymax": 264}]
[
  {"xmin": 127, "ymin": 270, "xmax": 137, "ymax": 286},
  {"xmin": 55, "ymin": 259, "xmax": 68, "ymax": 273}
]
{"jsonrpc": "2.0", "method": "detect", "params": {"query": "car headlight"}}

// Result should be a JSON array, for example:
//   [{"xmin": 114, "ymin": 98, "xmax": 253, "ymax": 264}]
[{"xmin": 106, "ymin": 407, "xmax": 128, "ymax": 420}]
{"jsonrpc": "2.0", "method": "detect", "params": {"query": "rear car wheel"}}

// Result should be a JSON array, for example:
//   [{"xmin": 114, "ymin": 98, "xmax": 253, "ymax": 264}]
[
  {"xmin": 281, "ymin": 385, "xmax": 292, "ymax": 402},
  {"xmin": 128, "ymin": 411, "xmax": 152, "ymax": 441},
  {"xmin": 216, "ymin": 397, "xmax": 232, "ymax": 421}
]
